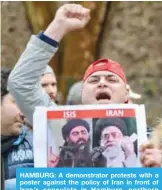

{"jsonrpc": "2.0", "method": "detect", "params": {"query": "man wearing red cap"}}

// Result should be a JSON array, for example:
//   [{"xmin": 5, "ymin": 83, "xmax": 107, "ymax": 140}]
[
  {"xmin": 82, "ymin": 58, "xmax": 128, "ymax": 105},
  {"xmin": 8, "ymin": 4, "xmax": 161, "ymax": 167}
]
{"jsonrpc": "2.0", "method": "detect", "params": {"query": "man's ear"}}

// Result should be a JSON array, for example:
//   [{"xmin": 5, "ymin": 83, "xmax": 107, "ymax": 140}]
[{"xmin": 125, "ymin": 84, "xmax": 130, "ymax": 103}]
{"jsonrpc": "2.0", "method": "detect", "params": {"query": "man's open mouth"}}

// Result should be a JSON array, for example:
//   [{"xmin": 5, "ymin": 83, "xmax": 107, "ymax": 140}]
[{"xmin": 96, "ymin": 92, "xmax": 111, "ymax": 101}]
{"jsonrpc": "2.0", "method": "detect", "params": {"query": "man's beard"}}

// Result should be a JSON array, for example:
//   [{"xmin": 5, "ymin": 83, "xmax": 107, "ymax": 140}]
[
  {"xmin": 66, "ymin": 138, "xmax": 90, "ymax": 152},
  {"xmin": 73, "ymin": 138, "xmax": 88, "ymax": 145},
  {"xmin": 103, "ymin": 144, "xmax": 121, "ymax": 159},
  {"xmin": 59, "ymin": 139, "xmax": 92, "ymax": 167},
  {"xmin": 101, "ymin": 139, "xmax": 121, "ymax": 153}
]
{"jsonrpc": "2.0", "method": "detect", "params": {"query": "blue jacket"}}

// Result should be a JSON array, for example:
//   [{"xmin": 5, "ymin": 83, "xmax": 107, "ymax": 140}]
[{"xmin": 2, "ymin": 125, "xmax": 34, "ymax": 179}]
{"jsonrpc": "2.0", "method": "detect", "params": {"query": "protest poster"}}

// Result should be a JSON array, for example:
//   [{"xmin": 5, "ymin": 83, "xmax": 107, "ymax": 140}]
[{"xmin": 33, "ymin": 104, "xmax": 147, "ymax": 168}]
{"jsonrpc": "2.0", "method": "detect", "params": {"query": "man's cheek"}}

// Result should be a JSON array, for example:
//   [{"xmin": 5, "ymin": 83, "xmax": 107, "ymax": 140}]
[
  {"xmin": 3, "ymin": 111, "xmax": 12, "ymax": 124},
  {"xmin": 7, "ymin": 113, "xmax": 14, "ymax": 123},
  {"xmin": 70, "ymin": 137, "xmax": 77, "ymax": 143}
]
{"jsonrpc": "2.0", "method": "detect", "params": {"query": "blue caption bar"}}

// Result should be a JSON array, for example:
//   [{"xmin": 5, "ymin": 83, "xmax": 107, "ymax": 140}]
[{"xmin": 16, "ymin": 168, "xmax": 162, "ymax": 190}]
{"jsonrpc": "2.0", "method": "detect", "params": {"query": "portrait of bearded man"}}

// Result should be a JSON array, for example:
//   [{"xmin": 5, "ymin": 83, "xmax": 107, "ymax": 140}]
[
  {"xmin": 56, "ymin": 119, "xmax": 92, "ymax": 167},
  {"xmin": 92, "ymin": 118, "xmax": 137, "ymax": 167}
]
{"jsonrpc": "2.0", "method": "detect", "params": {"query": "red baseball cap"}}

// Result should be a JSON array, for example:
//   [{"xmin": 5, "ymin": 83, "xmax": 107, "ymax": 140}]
[{"xmin": 83, "ymin": 58, "xmax": 127, "ymax": 83}]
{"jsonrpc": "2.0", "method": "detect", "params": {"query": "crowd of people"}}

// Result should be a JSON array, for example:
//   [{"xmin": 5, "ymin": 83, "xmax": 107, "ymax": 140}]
[{"xmin": 1, "ymin": 3, "xmax": 162, "ymax": 190}]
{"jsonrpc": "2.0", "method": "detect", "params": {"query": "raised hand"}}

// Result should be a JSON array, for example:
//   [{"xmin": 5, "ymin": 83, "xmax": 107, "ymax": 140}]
[
  {"xmin": 44, "ymin": 4, "xmax": 91, "ymax": 42},
  {"xmin": 48, "ymin": 146, "xmax": 59, "ymax": 167},
  {"xmin": 121, "ymin": 136, "xmax": 135, "ymax": 159}
]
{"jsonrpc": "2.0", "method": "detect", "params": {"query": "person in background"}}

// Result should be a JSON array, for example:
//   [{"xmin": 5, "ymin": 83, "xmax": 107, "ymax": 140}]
[
  {"xmin": 41, "ymin": 65, "xmax": 57, "ymax": 102},
  {"xmin": 66, "ymin": 81, "xmax": 83, "ymax": 105},
  {"xmin": 127, "ymin": 84, "xmax": 142, "ymax": 104},
  {"xmin": 1, "ymin": 68, "xmax": 32, "ymax": 190},
  {"xmin": 8, "ymin": 3, "xmax": 161, "ymax": 167},
  {"xmin": 1, "ymin": 66, "xmax": 58, "ymax": 190},
  {"xmin": 146, "ymin": 118, "xmax": 162, "ymax": 166}
]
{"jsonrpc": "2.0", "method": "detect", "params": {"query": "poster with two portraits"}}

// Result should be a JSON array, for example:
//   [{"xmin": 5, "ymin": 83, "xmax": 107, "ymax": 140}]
[{"xmin": 33, "ymin": 104, "xmax": 147, "ymax": 168}]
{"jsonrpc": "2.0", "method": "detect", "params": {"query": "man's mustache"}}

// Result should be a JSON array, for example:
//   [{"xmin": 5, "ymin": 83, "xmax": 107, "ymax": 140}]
[
  {"xmin": 66, "ymin": 138, "xmax": 90, "ymax": 150},
  {"xmin": 104, "ymin": 140, "xmax": 117, "ymax": 146},
  {"xmin": 76, "ymin": 138, "xmax": 87, "ymax": 144}
]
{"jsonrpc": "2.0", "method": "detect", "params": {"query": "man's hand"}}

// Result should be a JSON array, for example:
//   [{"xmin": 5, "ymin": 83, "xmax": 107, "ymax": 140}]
[
  {"xmin": 139, "ymin": 141, "xmax": 162, "ymax": 167},
  {"xmin": 48, "ymin": 147, "xmax": 59, "ymax": 167},
  {"xmin": 44, "ymin": 4, "xmax": 90, "ymax": 42},
  {"xmin": 121, "ymin": 136, "xmax": 135, "ymax": 159}
]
